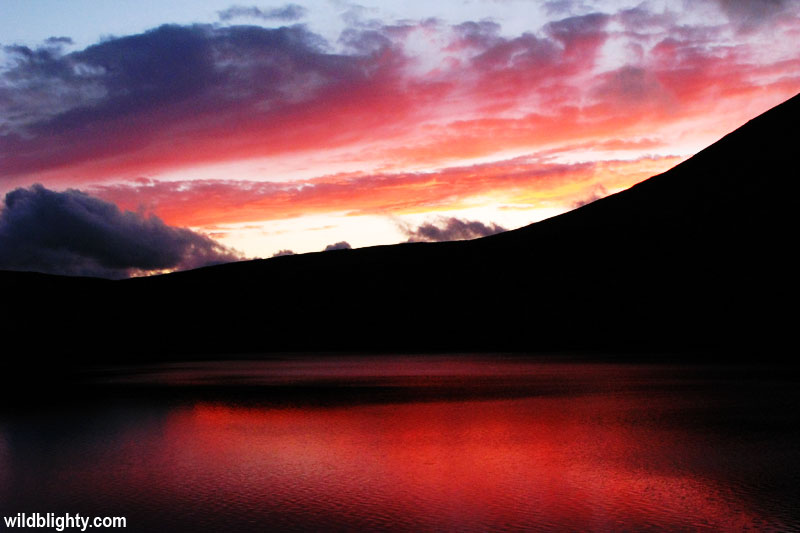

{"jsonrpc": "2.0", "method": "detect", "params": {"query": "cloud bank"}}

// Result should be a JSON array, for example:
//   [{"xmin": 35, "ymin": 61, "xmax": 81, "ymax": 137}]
[
  {"xmin": 323, "ymin": 241, "xmax": 351, "ymax": 251},
  {"xmin": 0, "ymin": 185, "xmax": 242, "ymax": 278}
]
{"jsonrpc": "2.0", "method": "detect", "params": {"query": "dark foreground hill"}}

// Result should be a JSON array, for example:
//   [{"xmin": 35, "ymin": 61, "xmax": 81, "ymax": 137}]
[{"xmin": 2, "ymin": 93, "xmax": 799, "ymax": 365}]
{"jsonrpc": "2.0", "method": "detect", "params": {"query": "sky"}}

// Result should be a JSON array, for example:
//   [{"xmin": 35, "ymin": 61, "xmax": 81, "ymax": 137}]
[{"xmin": 1, "ymin": 0, "xmax": 799, "ymax": 276}]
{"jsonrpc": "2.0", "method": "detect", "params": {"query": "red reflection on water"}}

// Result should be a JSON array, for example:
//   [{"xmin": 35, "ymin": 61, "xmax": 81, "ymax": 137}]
[
  {"xmin": 130, "ymin": 396, "xmax": 760, "ymax": 531},
  {"xmin": 4, "ymin": 361, "xmax": 787, "ymax": 531}
]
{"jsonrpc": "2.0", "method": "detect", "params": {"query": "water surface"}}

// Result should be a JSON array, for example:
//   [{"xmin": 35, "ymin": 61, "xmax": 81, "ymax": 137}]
[{"xmin": 1, "ymin": 356, "xmax": 799, "ymax": 531}]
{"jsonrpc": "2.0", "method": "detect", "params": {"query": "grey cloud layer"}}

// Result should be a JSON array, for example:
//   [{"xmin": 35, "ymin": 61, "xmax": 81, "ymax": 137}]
[{"xmin": 0, "ymin": 185, "xmax": 241, "ymax": 278}]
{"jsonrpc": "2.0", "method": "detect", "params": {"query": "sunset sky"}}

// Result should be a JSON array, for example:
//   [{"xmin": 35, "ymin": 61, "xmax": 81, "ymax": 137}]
[{"xmin": 1, "ymin": 0, "xmax": 799, "ymax": 274}]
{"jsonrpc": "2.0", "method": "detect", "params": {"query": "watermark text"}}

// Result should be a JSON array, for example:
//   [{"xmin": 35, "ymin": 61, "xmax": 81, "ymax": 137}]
[{"xmin": 3, "ymin": 513, "xmax": 126, "ymax": 531}]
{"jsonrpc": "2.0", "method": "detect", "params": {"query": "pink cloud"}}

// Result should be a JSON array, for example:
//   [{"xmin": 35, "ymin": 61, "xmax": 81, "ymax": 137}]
[{"xmin": 0, "ymin": 3, "xmax": 798, "ymax": 235}]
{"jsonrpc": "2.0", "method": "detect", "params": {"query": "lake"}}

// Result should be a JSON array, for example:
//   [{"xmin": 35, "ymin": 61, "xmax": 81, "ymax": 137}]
[{"xmin": 1, "ymin": 356, "xmax": 799, "ymax": 531}]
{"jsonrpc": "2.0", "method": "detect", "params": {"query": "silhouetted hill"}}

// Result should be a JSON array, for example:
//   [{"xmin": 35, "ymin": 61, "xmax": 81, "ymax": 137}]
[{"xmin": 3, "ymin": 93, "xmax": 799, "ymax": 365}]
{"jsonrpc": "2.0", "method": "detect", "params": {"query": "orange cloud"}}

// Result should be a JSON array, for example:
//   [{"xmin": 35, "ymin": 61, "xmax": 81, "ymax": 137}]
[{"xmin": 92, "ymin": 154, "xmax": 681, "ymax": 227}]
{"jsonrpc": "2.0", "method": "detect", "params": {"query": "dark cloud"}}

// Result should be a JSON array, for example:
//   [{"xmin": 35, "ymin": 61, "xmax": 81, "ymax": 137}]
[
  {"xmin": 545, "ymin": 12, "xmax": 611, "ymax": 47},
  {"xmin": 543, "ymin": 1, "xmax": 591, "ymax": 17},
  {"xmin": 271, "ymin": 249, "xmax": 295, "ymax": 257},
  {"xmin": 218, "ymin": 4, "xmax": 307, "ymax": 22},
  {"xmin": 0, "ymin": 23, "xmax": 382, "ymax": 177},
  {"xmin": 472, "ymin": 32, "xmax": 559, "ymax": 72},
  {"xmin": 338, "ymin": 27, "xmax": 394, "ymax": 54},
  {"xmin": 401, "ymin": 217, "xmax": 507, "ymax": 243},
  {"xmin": 616, "ymin": 6, "xmax": 677, "ymax": 33},
  {"xmin": 714, "ymin": 0, "xmax": 793, "ymax": 30},
  {"xmin": 323, "ymin": 241, "xmax": 352, "ymax": 251},
  {"xmin": 452, "ymin": 20, "xmax": 503, "ymax": 50},
  {"xmin": 44, "ymin": 36, "xmax": 74, "ymax": 46},
  {"xmin": 0, "ymin": 185, "xmax": 241, "ymax": 278},
  {"xmin": 593, "ymin": 65, "xmax": 667, "ymax": 103}
]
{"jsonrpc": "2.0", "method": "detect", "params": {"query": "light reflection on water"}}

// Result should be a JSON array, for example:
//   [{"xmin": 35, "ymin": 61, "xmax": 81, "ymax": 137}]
[{"xmin": 1, "ymin": 357, "xmax": 798, "ymax": 532}]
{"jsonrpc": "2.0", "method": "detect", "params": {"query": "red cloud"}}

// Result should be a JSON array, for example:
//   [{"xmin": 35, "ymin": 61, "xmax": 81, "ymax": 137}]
[{"xmin": 91, "ymin": 154, "xmax": 681, "ymax": 227}]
